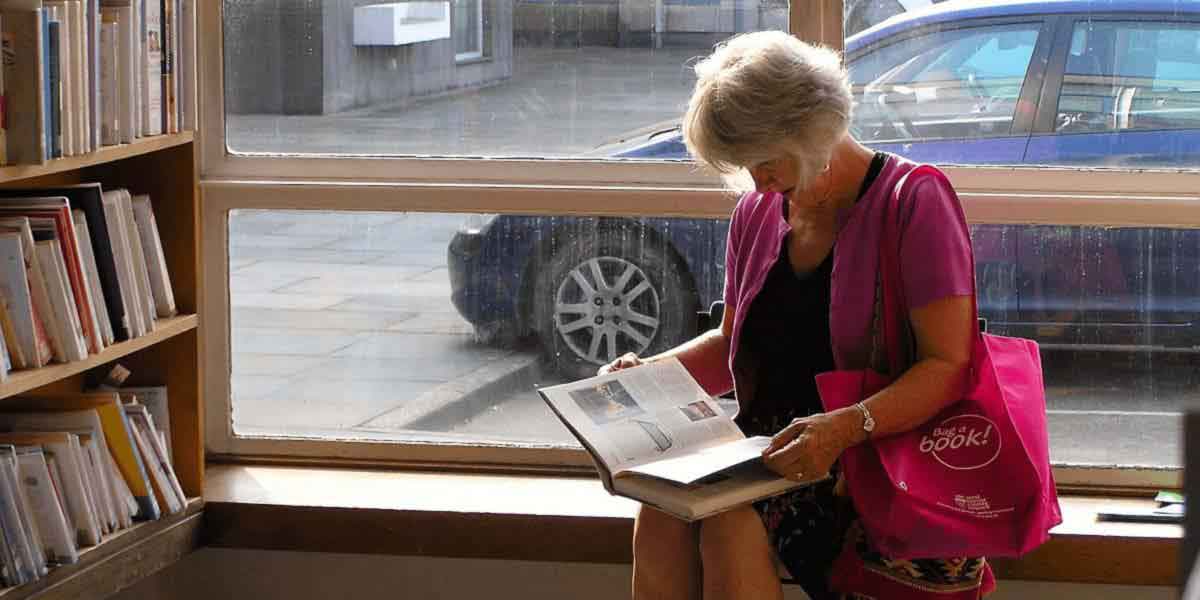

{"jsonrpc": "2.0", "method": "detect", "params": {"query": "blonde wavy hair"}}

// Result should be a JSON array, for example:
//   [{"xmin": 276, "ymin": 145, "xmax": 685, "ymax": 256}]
[{"xmin": 683, "ymin": 31, "xmax": 852, "ymax": 192}]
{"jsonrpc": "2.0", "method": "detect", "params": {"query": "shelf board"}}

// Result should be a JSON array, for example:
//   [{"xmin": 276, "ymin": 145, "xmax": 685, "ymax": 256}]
[
  {"xmin": 0, "ymin": 314, "xmax": 199, "ymax": 401},
  {"xmin": 0, "ymin": 133, "xmax": 195, "ymax": 184},
  {"xmin": 0, "ymin": 498, "xmax": 203, "ymax": 599}
]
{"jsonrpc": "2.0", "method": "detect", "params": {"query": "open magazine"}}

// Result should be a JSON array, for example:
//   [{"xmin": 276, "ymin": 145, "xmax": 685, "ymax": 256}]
[{"xmin": 538, "ymin": 357, "xmax": 823, "ymax": 521}]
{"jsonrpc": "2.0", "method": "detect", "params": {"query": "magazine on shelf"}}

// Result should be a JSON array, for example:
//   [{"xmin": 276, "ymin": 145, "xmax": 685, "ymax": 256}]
[
  {"xmin": 0, "ymin": 431, "xmax": 101, "ymax": 547},
  {"xmin": 0, "ymin": 444, "xmax": 46, "ymax": 582},
  {"xmin": 0, "ymin": 184, "xmax": 132, "ymax": 342},
  {"xmin": 0, "ymin": 218, "xmax": 65, "ymax": 362},
  {"xmin": 0, "ymin": 196, "xmax": 103, "ymax": 355},
  {"xmin": 13, "ymin": 445, "xmax": 78, "ymax": 565},
  {"xmin": 130, "ymin": 195, "xmax": 174, "ymax": 318},
  {"xmin": 3, "ymin": 393, "xmax": 160, "ymax": 521},
  {"xmin": 537, "ymin": 358, "xmax": 822, "ymax": 522},
  {"xmin": 0, "ymin": 232, "xmax": 52, "ymax": 368},
  {"xmin": 0, "ymin": 3, "xmax": 48, "ymax": 165}
]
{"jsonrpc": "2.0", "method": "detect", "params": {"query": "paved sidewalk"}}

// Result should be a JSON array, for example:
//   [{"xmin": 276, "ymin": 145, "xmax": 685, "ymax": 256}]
[{"xmin": 228, "ymin": 210, "xmax": 542, "ymax": 434}]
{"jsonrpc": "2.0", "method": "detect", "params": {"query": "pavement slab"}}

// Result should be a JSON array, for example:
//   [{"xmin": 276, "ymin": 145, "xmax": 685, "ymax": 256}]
[
  {"xmin": 228, "ymin": 247, "xmax": 390, "ymax": 264},
  {"xmin": 232, "ymin": 327, "xmax": 367, "ymax": 356},
  {"xmin": 234, "ymin": 379, "xmax": 444, "ymax": 431},
  {"xmin": 306, "ymin": 355, "xmax": 502, "ymax": 383},
  {"xmin": 232, "ymin": 354, "xmax": 330, "ymax": 377},
  {"xmin": 231, "ymin": 292, "xmax": 351, "ymax": 311},
  {"xmin": 232, "ymin": 308, "xmax": 417, "ymax": 332},
  {"xmin": 332, "ymin": 331, "xmax": 507, "ymax": 361},
  {"xmin": 384, "ymin": 311, "xmax": 474, "ymax": 336}
]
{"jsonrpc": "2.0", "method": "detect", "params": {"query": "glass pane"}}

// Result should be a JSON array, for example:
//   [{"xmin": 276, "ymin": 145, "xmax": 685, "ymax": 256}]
[
  {"xmin": 848, "ymin": 24, "xmax": 1040, "ymax": 146},
  {"xmin": 228, "ymin": 209, "xmax": 726, "ymax": 440},
  {"xmin": 1054, "ymin": 22, "xmax": 1200, "ymax": 139},
  {"xmin": 221, "ymin": 0, "xmax": 787, "ymax": 157},
  {"xmin": 230, "ymin": 211, "xmax": 1194, "ymax": 470},
  {"xmin": 454, "ymin": 0, "xmax": 482, "ymax": 58}
]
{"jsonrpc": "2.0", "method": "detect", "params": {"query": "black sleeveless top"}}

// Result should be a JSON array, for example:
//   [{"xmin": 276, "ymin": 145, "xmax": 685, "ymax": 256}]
[{"xmin": 737, "ymin": 152, "xmax": 888, "ymax": 436}]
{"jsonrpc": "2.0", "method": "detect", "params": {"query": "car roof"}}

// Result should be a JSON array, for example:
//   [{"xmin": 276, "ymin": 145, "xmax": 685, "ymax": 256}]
[{"xmin": 847, "ymin": 0, "xmax": 1200, "ymax": 53}]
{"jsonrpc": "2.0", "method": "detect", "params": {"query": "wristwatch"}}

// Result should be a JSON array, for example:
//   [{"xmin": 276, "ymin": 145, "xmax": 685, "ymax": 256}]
[{"xmin": 854, "ymin": 402, "xmax": 876, "ymax": 439}]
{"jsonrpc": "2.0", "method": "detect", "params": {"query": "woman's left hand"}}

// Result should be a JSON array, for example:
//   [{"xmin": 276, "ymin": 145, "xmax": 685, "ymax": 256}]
[{"xmin": 762, "ymin": 409, "xmax": 861, "ymax": 482}]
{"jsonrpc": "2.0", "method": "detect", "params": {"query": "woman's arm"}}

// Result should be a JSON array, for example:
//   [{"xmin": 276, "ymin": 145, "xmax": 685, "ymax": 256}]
[
  {"xmin": 763, "ymin": 295, "xmax": 974, "ymax": 480},
  {"xmin": 848, "ymin": 294, "xmax": 973, "ymax": 436},
  {"xmin": 599, "ymin": 304, "xmax": 737, "ymax": 397}
]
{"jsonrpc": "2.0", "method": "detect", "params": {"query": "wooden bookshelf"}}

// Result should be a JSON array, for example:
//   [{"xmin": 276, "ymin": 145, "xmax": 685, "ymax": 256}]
[
  {"xmin": 0, "ymin": 498, "xmax": 204, "ymax": 600},
  {"xmin": 0, "ymin": 134, "xmax": 203, "ymax": 598},
  {"xmin": 0, "ymin": 315, "xmax": 199, "ymax": 401},
  {"xmin": 0, "ymin": 133, "xmax": 195, "ymax": 185}
]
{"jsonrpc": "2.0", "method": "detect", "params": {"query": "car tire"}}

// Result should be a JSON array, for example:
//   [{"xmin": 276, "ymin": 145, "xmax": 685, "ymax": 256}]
[{"xmin": 532, "ymin": 227, "xmax": 698, "ymax": 379}]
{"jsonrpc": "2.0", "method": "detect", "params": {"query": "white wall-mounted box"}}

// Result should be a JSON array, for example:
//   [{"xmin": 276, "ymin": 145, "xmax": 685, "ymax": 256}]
[{"xmin": 353, "ymin": 2, "xmax": 451, "ymax": 46}]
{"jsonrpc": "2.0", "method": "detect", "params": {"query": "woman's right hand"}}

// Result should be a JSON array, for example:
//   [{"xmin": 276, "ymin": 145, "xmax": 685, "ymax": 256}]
[{"xmin": 597, "ymin": 352, "xmax": 644, "ymax": 375}]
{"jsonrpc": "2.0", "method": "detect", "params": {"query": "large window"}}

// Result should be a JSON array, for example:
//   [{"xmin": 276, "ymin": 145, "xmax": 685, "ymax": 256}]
[{"xmin": 205, "ymin": 0, "xmax": 1199, "ymax": 486}]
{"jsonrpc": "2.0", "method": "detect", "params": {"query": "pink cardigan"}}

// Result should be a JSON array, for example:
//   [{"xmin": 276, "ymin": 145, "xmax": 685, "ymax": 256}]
[{"xmin": 720, "ymin": 154, "xmax": 975, "ymax": 407}]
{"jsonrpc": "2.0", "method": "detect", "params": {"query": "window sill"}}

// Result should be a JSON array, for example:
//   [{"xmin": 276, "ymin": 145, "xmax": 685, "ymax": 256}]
[
  {"xmin": 202, "ymin": 464, "xmax": 1181, "ymax": 587},
  {"xmin": 455, "ymin": 55, "xmax": 492, "ymax": 66}
]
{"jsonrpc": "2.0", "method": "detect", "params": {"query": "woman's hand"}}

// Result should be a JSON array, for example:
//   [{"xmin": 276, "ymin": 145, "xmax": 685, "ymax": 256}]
[
  {"xmin": 597, "ymin": 352, "xmax": 644, "ymax": 376},
  {"xmin": 762, "ymin": 409, "xmax": 862, "ymax": 481}
]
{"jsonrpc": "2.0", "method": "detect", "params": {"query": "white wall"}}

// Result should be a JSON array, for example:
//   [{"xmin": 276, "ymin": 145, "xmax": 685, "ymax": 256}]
[{"xmin": 112, "ymin": 549, "xmax": 1177, "ymax": 600}]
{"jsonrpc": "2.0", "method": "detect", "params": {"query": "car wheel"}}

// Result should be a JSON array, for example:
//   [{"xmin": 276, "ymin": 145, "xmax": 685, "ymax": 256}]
[{"xmin": 532, "ymin": 229, "xmax": 698, "ymax": 379}]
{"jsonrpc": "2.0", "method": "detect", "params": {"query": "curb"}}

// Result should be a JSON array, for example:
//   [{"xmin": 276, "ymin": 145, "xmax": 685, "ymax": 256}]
[{"xmin": 354, "ymin": 350, "xmax": 546, "ymax": 431}]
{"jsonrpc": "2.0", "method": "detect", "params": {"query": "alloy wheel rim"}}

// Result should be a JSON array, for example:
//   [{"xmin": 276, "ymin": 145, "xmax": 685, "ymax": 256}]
[{"xmin": 553, "ymin": 256, "xmax": 662, "ymax": 365}]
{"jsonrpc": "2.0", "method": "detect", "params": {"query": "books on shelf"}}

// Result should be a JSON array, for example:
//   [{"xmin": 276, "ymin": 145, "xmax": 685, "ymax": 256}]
[
  {"xmin": 0, "ymin": 183, "xmax": 175, "ymax": 375},
  {"xmin": 0, "ymin": 4, "xmax": 47, "ymax": 165},
  {"xmin": 538, "ymin": 358, "xmax": 823, "ymax": 522},
  {"xmin": 0, "ymin": 232, "xmax": 54, "ymax": 369},
  {"xmin": 0, "ymin": 15, "xmax": 6, "ymax": 167},
  {"xmin": 0, "ymin": 390, "xmax": 183, "ymax": 587},
  {"xmin": 130, "ymin": 194, "xmax": 173, "ymax": 318},
  {"xmin": 0, "ymin": 0, "xmax": 190, "ymax": 166}
]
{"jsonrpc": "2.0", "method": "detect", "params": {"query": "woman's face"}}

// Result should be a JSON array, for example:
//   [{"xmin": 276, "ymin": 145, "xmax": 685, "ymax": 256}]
[{"xmin": 749, "ymin": 155, "xmax": 800, "ymax": 203}]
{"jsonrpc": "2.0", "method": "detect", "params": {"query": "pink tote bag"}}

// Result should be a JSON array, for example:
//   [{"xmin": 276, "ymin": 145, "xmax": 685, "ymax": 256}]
[{"xmin": 816, "ymin": 165, "xmax": 1062, "ymax": 559}]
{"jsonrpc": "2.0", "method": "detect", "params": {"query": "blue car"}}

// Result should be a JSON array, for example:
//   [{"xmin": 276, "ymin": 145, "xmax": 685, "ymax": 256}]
[{"xmin": 449, "ymin": 0, "xmax": 1200, "ymax": 376}]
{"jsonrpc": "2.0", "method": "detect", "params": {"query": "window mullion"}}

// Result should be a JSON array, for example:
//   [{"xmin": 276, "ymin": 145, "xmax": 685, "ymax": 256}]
[{"xmin": 791, "ymin": 0, "xmax": 844, "ymax": 51}]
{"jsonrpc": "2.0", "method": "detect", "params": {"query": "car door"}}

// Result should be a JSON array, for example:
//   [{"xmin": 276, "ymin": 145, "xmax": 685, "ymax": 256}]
[
  {"xmin": 1021, "ymin": 16, "xmax": 1200, "ymax": 348},
  {"xmin": 846, "ymin": 17, "xmax": 1051, "ymax": 332}
]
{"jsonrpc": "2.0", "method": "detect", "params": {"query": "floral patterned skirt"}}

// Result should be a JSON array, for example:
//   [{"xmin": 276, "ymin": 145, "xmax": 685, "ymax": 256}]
[{"xmin": 753, "ymin": 476, "xmax": 995, "ymax": 600}]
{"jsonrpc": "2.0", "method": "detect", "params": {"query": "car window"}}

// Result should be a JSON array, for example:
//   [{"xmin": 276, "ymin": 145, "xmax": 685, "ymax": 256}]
[
  {"xmin": 1057, "ymin": 21, "xmax": 1200, "ymax": 134},
  {"xmin": 848, "ymin": 23, "xmax": 1041, "ymax": 143}
]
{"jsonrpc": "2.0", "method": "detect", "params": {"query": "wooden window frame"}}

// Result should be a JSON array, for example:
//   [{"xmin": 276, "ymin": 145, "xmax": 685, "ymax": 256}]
[{"xmin": 199, "ymin": 1, "xmax": 1200, "ymax": 491}]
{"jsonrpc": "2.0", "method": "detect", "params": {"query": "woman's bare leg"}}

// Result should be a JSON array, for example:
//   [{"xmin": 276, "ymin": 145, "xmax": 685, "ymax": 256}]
[
  {"xmin": 699, "ymin": 506, "xmax": 783, "ymax": 600},
  {"xmin": 632, "ymin": 505, "xmax": 701, "ymax": 600}
]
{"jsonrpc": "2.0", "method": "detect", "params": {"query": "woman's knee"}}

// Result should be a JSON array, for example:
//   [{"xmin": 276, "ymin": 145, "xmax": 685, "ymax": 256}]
[
  {"xmin": 698, "ymin": 506, "xmax": 767, "ymax": 562},
  {"xmin": 634, "ymin": 505, "xmax": 697, "ymax": 555}
]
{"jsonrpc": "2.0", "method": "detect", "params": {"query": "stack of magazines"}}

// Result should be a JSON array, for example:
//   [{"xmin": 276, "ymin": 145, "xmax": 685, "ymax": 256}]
[
  {"xmin": 0, "ymin": 183, "xmax": 177, "ymax": 381},
  {"xmin": 0, "ymin": 387, "xmax": 182, "ymax": 587}
]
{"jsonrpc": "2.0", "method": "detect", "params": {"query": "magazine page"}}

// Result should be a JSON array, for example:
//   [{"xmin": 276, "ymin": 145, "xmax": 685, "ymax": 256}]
[
  {"xmin": 539, "ymin": 357, "xmax": 743, "ymax": 475},
  {"xmin": 623, "ymin": 435, "xmax": 772, "ymax": 486}
]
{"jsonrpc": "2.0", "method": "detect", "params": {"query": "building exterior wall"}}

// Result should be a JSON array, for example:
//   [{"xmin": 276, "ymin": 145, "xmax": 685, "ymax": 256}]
[
  {"xmin": 514, "ymin": 0, "xmax": 621, "ymax": 47},
  {"xmin": 322, "ymin": 0, "xmax": 515, "ymax": 114},
  {"xmin": 223, "ymin": 0, "xmax": 293, "ymax": 114},
  {"xmin": 514, "ymin": 0, "xmax": 786, "ymax": 49},
  {"xmin": 224, "ymin": 0, "xmax": 514, "ymax": 115}
]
